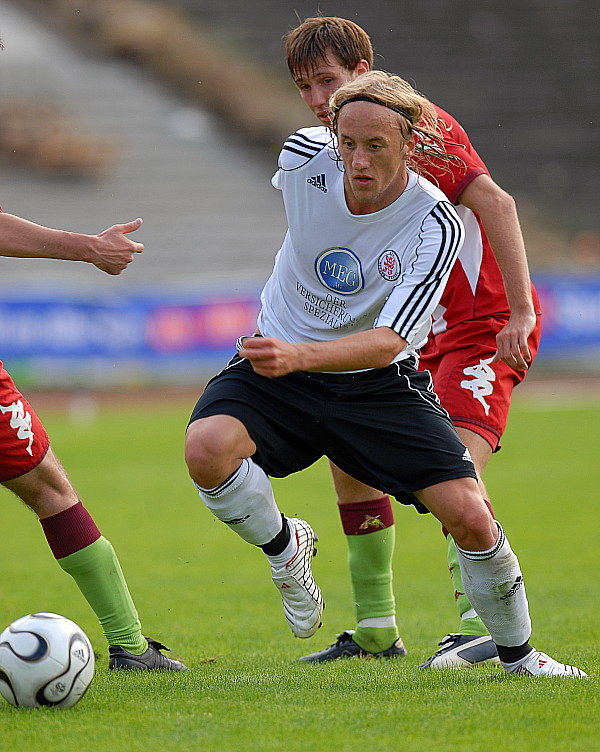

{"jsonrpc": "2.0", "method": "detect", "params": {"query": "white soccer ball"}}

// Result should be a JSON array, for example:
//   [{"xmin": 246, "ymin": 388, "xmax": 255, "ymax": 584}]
[{"xmin": 0, "ymin": 612, "xmax": 95, "ymax": 709}]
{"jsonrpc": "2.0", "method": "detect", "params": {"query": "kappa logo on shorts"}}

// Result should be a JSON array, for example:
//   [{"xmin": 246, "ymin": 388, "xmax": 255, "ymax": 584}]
[
  {"xmin": 460, "ymin": 357, "xmax": 496, "ymax": 416},
  {"xmin": 315, "ymin": 247, "xmax": 364, "ymax": 295},
  {"xmin": 0, "ymin": 399, "xmax": 34, "ymax": 456}
]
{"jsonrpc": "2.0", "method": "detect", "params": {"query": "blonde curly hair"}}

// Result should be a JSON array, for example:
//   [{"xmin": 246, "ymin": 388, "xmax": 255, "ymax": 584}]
[{"xmin": 330, "ymin": 71, "xmax": 464, "ymax": 178}]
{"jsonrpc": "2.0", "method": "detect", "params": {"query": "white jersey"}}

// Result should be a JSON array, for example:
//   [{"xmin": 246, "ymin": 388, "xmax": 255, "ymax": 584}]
[{"xmin": 258, "ymin": 127, "xmax": 464, "ymax": 367}]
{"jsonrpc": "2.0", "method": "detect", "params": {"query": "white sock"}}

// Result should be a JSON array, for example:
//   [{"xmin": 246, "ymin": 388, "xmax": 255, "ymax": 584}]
[
  {"xmin": 357, "ymin": 616, "xmax": 397, "ymax": 629},
  {"xmin": 456, "ymin": 522, "xmax": 532, "ymax": 647},
  {"xmin": 195, "ymin": 458, "xmax": 283, "ymax": 546},
  {"xmin": 265, "ymin": 518, "xmax": 298, "ymax": 571}
]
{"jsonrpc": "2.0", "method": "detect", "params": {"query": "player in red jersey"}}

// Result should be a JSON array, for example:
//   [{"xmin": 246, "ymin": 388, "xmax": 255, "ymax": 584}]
[
  {"xmin": 283, "ymin": 17, "xmax": 542, "ymax": 667},
  {"xmin": 0, "ymin": 64, "xmax": 185, "ymax": 670}
]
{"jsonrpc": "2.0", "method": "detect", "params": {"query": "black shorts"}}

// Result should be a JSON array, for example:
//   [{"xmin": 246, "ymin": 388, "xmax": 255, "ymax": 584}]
[{"xmin": 189, "ymin": 355, "xmax": 477, "ymax": 513}]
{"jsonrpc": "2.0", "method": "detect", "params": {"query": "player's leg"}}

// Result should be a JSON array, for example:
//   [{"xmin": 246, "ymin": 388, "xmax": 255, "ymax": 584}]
[
  {"xmin": 328, "ymin": 361, "xmax": 584, "ymax": 677},
  {"xmin": 415, "ymin": 477, "xmax": 585, "ymax": 677},
  {"xmin": 419, "ymin": 326, "xmax": 523, "ymax": 668},
  {"xmin": 421, "ymin": 427, "xmax": 500, "ymax": 668},
  {"xmin": 0, "ymin": 362, "xmax": 184, "ymax": 671},
  {"xmin": 298, "ymin": 464, "xmax": 405, "ymax": 662},
  {"xmin": 185, "ymin": 368, "xmax": 324, "ymax": 638},
  {"xmin": 3, "ymin": 449, "xmax": 185, "ymax": 670},
  {"xmin": 445, "ymin": 429, "xmax": 494, "ymax": 636},
  {"xmin": 185, "ymin": 413, "xmax": 284, "ymax": 547}
]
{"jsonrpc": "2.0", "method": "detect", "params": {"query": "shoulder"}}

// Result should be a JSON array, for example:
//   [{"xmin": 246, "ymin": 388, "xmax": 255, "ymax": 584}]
[
  {"xmin": 411, "ymin": 171, "xmax": 451, "ymax": 204},
  {"xmin": 407, "ymin": 174, "xmax": 462, "ymax": 229},
  {"xmin": 432, "ymin": 104, "xmax": 471, "ymax": 144},
  {"xmin": 278, "ymin": 127, "xmax": 334, "ymax": 172}
]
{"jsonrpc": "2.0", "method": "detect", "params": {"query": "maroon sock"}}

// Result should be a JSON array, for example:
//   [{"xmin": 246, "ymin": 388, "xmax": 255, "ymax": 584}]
[
  {"xmin": 338, "ymin": 495, "xmax": 394, "ymax": 535},
  {"xmin": 40, "ymin": 501, "xmax": 101, "ymax": 559}
]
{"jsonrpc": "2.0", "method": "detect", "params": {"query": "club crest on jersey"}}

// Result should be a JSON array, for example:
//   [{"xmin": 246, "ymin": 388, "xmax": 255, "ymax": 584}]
[
  {"xmin": 315, "ymin": 247, "xmax": 364, "ymax": 295},
  {"xmin": 378, "ymin": 250, "xmax": 401, "ymax": 281}
]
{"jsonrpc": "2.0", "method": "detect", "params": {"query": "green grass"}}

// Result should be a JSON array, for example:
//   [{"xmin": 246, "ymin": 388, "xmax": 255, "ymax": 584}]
[{"xmin": 1, "ymin": 392, "xmax": 599, "ymax": 751}]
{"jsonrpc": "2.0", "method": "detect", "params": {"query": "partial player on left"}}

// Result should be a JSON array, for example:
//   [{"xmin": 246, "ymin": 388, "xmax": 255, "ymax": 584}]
[
  {"xmin": 0, "ymin": 206, "xmax": 185, "ymax": 671},
  {"xmin": 0, "ymin": 357, "xmax": 185, "ymax": 671},
  {"xmin": 0, "ymin": 30, "xmax": 186, "ymax": 670}
]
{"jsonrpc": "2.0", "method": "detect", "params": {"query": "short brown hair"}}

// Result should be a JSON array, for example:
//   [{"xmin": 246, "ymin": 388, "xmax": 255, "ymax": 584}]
[{"xmin": 284, "ymin": 16, "xmax": 373, "ymax": 78}]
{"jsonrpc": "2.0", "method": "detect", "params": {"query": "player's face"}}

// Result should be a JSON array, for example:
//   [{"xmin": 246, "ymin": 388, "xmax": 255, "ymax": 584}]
[
  {"xmin": 337, "ymin": 101, "xmax": 417, "ymax": 215},
  {"xmin": 293, "ymin": 53, "xmax": 370, "ymax": 126}
]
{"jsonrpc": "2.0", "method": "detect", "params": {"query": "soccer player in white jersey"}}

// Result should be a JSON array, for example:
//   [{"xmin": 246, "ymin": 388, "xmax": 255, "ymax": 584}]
[
  {"xmin": 286, "ymin": 16, "xmax": 544, "ymax": 669},
  {"xmin": 185, "ymin": 71, "xmax": 585, "ymax": 678}
]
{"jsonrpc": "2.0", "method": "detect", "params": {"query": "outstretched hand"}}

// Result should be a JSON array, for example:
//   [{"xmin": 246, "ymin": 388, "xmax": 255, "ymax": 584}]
[{"xmin": 91, "ymin": 217, "xmax": 144, "ymax": 275}]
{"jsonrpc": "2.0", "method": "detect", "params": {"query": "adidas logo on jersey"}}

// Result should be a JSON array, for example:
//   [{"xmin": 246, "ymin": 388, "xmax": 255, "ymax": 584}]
[{"xmin": 307, "ymin": 173, "xmax": 327, "ymax": 192}]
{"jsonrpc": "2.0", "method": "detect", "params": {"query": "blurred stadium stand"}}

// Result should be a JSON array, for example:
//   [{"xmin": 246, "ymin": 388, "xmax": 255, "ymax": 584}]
[
  {"xmin": 0, "ymin": 0, "xmax": 288, "ymax": 290},
  {"xmin": 174, "ymin": 0, "xmax": 600, "ymax": 247},
  {"xmin": 6, "ymin": 0, "xmax": 600, "ymax": 268}
]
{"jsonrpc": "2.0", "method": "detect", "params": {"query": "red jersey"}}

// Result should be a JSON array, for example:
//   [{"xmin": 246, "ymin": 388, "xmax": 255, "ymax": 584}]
[{"xmin": 416, "ymin": 105, "xmax": 540, "ymax": 337}]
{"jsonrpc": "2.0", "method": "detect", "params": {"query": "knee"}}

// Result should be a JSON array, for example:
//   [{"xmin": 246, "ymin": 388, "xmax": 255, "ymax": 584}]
[
  {"xmin": 185, "ymin": 416, "xmax": 253, "ymax": 488},
  {"xmin": 185, "ymin": 421, "xmax": 222, "ymax": 485},
  {"xmin": 450, "ymin": 503, "xmax": 498, "ymax": 552}
]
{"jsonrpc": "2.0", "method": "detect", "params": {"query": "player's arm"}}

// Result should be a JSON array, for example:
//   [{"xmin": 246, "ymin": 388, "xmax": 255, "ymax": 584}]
[
  {"xmin": 239, "ymin": 326, "xmax": 405, "ymax": 377},
  {"xmin": 458, "ymin": 174, "xmax": 536, "ymax": 370},
  {"xmin": 0, "ymin": 212, "xmax": 144, "ymax": 275}
]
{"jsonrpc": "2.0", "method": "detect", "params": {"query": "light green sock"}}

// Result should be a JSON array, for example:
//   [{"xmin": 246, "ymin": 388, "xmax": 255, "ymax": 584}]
[
  {"xmin": 58, "ymin": 536, "xmax": 147, "ymax": 653},
  {"xmin": 347, "ymin": 526, "xmax": 398, "ymax": 653},
  {"xmin": 447, "ymin": 533, "xmax": 487, "ymax": 637}
]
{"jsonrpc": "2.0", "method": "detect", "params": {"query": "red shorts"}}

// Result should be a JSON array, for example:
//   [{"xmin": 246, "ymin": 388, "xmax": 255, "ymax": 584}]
[
  {"xmin": 0, "ymin": 361, "xmax": 50, "ymax": 482},
  {"xmin": 419, "ymin": 315, "xmax": 542, "ymax": 451}
]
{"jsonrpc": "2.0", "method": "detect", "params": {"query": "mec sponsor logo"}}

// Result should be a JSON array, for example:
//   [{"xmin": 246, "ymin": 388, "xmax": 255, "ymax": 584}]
[{"xmin": 315, "ymin": 247, "xmax": 364, "ymax": 295}]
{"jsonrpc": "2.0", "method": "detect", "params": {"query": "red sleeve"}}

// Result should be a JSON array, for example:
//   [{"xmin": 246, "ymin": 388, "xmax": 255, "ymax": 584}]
[{"xmin": 415, "ymin": 105, "xmax": 489, "ymax": 204}]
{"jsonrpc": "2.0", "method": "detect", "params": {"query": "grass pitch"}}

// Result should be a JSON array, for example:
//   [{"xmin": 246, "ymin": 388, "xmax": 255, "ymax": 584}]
[{"xmin": 0, "ymin": 389, "xmax": 598, "ymax": 751}]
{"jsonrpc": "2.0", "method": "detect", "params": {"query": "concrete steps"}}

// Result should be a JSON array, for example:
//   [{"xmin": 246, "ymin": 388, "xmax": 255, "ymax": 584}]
[{"xmin": 0, "ymin": 0, "xmax": 286, "ymax": 290}]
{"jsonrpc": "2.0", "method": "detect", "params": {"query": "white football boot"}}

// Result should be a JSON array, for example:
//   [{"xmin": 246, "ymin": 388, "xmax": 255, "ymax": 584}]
[
  {"xmin": 503, "ymin": 650, "xmax": 587, "ymax": 677},
  {"xmin": 271, "ymin": 518, "xmax": 324, "ymax": 638},
  {"xmin": 419, "ymin": 633, "xmax": 500, "ymax": 669}
]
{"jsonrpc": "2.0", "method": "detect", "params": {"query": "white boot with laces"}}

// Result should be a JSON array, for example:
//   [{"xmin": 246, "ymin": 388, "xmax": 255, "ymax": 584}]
[
  {"xmin": 503, "ymin": 649, "xmax": 587, "ymax": 678},
  {"xmin": 270, "ymin": 518, "xmax": 324, "ymax": 639}
]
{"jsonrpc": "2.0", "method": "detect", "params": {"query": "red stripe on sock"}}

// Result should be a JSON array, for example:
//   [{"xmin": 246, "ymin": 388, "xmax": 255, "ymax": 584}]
[
  {"xmin": 442, "ymin": 498, "xmax": 495, "ymax": 538},
  {"xmin": 40, "ymin": 501, "xmax": 101, "ymax": 559},
  {"xmin": 338, "ymin": 495, "xmax": 394, "ymax": 536}
]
